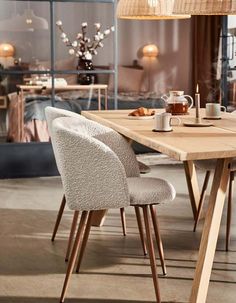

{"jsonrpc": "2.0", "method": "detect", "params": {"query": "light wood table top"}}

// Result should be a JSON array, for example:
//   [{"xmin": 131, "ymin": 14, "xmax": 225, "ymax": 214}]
[
  {"xmin": 82, "ymin": 108, "xmax": 236, "ymax": 303},
  {"xmin": 82, "ymin": 109, "xmax": 236, "ymax": 161}
]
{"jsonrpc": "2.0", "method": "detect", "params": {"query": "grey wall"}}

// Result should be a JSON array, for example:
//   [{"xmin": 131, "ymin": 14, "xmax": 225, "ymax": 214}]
[{"xmin": 118, "ymin": 19, "xmax": 192, "ymax": 95}]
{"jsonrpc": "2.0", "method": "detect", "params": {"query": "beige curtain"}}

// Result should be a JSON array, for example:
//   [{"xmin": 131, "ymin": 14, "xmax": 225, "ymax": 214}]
[{"xmin": 192, "ymin": 16, "xmax": 222, "ymax": 106}]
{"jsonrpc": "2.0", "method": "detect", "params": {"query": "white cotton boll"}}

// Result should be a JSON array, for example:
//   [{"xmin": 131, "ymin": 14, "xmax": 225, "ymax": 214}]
[
  {"xmin": 87, "ymin": 38, "xmax": 91, "ymax": 43},
  {"xmin": 85, "ymin": 52, "xmax": 92, "ymax": 60},
  {"xmin": 94, "ymin": 50, "xmax": 98, "ymax": 55},
  {"xmin": 56, "ymin": 20, "xmax": 62, "ymax": 26},
  {"xmin": 77, "ymin": 33, "xmax": 82, "ymax": 39},
  {"xmin": 63, "ymin": 38, "xmax": 69, "ymax": 43},
  {"xmin": 72, "ymin": 41, "xmax": 78, "ymax": 47},
  {"xmin": 95, "ymin": 35, "xmax": 100, "ymax": 41},
  {"xmin": 111, "ymin": 26, "xmax": 115, "ymax": 32},
  {"xmin": 82, "ymin": 22, "xmax": 87, "ymax": 27},
  {"xmin": 94, "ymin": 23, "xmax": 101, "ymax": 29},
  {"xmin": 61, "ymin": 33, "xmax": 66, "ymax": 39},
  {"xmin": 69, "ymin": 49, "xmax": 75, "ymax": 55},
  {"xmin": 99, "ymin": 33, "xmax": 104, "ymax": 40},
  {"xmin": 104, "ymin": 29, "xmax": 110, "ymax": 35}
]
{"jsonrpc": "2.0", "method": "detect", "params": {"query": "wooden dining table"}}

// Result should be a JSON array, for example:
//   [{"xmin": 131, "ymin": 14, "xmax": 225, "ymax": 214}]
[{"xmin": 81, "ymin": 108, "xmax": 236, "ymax": 303}]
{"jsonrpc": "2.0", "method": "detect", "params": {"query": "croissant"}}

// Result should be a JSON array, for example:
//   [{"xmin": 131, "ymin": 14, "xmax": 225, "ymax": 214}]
[{"xmin": 128, "ymin": 107, "xmax": 155, "ymax": 117}]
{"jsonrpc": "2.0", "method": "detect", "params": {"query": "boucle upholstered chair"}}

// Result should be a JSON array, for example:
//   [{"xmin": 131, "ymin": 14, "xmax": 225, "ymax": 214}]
[
  {"xmin": 194, "ymin": 111, "xmax": 236, "ymax": 251},
  {"xmin": 45, "ymin": 107, "xmax": 128, "ymax": 260},
  {"xmin": 52, "ymin": 116, "xmax": 176, "ymax": 303}
]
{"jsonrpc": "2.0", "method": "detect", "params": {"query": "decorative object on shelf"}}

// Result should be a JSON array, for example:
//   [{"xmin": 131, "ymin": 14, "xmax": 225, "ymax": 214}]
[
  {"xmin": 0, "ymin": 43, "xmax": 14, "ymax": 57},
  {"xmin": 142, "ymin": 44, "xmax": 158, "ymax": 91},
  {"xmin": 56, "ymin": 21, "xmax": 114, "ymax": 85},
  {"xmin": 77, "ymin": 58, "xmax": 94, "ymax": 85},
  {"xmin": 173, "ymin": 0, "xmax": 236, "ymax": 15},
  {"xmin": 117, "ymin": 0, "xmax": 191, "ymax": 19},
  {"xmin": 0, "ymin": 43, "xmax": 15, "ymax": 68}
]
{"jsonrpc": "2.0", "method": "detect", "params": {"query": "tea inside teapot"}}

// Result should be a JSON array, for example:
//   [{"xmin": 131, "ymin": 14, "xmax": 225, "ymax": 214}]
[{"xmin": 161, "ymin": 91, "xmax": 193, "ymax": 115}]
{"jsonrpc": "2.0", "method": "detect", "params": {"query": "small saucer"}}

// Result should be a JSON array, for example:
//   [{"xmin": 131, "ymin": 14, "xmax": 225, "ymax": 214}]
[
  {"xmin": 184, "ymin": 121, "xmax": 213, "ymax": 127},
  {"xmin": 152, "ymin": 129, "xmax": 173, "ymax": 133},
  {"xmin": 203, "ymin": 116, "xmax": 222, "ymax": 120}
]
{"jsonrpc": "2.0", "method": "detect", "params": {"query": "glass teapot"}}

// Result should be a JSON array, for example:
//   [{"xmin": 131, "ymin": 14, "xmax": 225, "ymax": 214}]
[{"xmin": 161, "ymin": 91, "xmax": 193, "ymax": 115}]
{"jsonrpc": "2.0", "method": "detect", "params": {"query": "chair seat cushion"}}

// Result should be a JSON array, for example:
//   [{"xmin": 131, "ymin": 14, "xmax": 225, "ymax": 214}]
[
  {"xmin": 195, "ymin": 159, "xmax": 236, "ymax": 171},
  {"xmin": 127, "ymin": 177, "xmax": 176, "ymax": 206}
]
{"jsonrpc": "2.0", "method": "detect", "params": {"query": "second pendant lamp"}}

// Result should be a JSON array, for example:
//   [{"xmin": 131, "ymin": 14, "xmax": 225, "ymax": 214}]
[{"xmin": 117, "ymin": 0, "xmax": 190, "ymax": 20}]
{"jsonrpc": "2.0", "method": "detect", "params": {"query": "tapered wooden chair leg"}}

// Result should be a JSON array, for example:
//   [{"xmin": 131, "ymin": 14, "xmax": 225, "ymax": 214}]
[
  {"xmin": 134, "ymin": 206, "xmax": 147, "ymax": 255},
  {"xmin": 76, "ymin": 211, "xmax": 94, "ymax": 273},
  {"xmin": 150, "ymin": 205, "xmax": 167, "ymax": 276},
  {"xmin": 142, "ymin": 206, "xmax": 161, "ymax": 303},
  {"xmin": 226, "ymin": 171, "xmax": 234, "ymax": 251},
  {"xmin": 65, "ymin": 211, "xmax": 79, "ymax": 262},
  {"xmin": 51, "ymin": 194, "xmax": 66, "ymax": 242},
  {"xmin": 60, "ymin": 211, "xmax": 88, "ymax": 303},
  {"xmin": 193, "ymin": 170, "xmax": 211, "ymax": 232},
  {"xmin": 120, "ymin": 208, "xmax": 127, "ymax": 236}
]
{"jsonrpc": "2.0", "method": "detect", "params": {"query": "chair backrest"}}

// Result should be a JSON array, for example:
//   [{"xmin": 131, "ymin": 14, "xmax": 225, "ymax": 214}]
[
  {"xmin": 45, "ymin": 107, "xmax": 86, "ymax": 174},
  {"xmin": 45, "ymin": 107, "xmax": 85, "ymax": 138},
  {"xmin": 45, "ymin": 106, "xmax": 140, "ymax": 178},
  {"xmin": 52, "ymin": 116, "xmax": 130, "ymax": 211}
]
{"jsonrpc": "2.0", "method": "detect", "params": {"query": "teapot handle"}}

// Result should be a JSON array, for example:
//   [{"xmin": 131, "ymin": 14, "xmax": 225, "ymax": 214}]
[
  {"xmin": 161, "ymin": 94, "xmax": 168, "ymax": 102},
  {"xmin": 183, "ymin": 95, "xmax": 194, "ymax": 109}
]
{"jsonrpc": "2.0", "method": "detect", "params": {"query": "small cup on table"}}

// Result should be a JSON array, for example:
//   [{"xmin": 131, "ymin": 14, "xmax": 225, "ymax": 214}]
[
  {"xmin": 153, "ymin": 112, "xmax": 181, "ymax": 132},
  {"xmin": 205, "ymin": 103, "xmax": 226, "ymax": 119}
]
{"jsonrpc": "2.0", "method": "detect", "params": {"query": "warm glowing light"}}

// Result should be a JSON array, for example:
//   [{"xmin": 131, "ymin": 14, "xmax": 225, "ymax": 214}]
[
  {"xmin": 196, "ymin": 84, "xmax": 199, "ymax": 94},
  {"xmin": 0, "ymin": 43, "xmax": 15, "ymax": 57},
  {"xmin": 143, "ymin": 44, "xmax": 159, "ymax": 58}
]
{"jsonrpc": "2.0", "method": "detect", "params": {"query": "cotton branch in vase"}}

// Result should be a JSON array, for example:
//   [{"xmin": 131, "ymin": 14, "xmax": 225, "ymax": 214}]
[{"xmin": 56, "ymin": 20, "xmax": 114, "ymax": 61}]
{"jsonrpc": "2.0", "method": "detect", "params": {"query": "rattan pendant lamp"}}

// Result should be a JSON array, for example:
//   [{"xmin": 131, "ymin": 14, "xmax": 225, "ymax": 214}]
[
  {"xmin": 117, "ymin": 0, "xmax": 190, "ymax": 19},
  {"xmin": 173, "ymin": 0, "xmax": 236, "ymax": 15}
]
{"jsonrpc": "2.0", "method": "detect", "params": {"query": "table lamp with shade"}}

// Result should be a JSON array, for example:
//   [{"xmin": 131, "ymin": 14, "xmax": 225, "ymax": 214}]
[
  {"xmin": 143, "ymin": 44, "xmax": 158, "ymax": 92},
  {"xmin": 0, "ymin": 43, "xmax": 15, "ymax": 67}
]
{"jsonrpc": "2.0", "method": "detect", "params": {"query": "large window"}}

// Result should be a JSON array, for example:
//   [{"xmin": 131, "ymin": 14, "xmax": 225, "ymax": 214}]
[{"xmin": 0, "ymin": 0, "xmax": 117, "ymax": 144}]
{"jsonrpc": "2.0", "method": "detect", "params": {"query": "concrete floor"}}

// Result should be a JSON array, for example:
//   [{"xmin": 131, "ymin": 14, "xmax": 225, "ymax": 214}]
[{"xmin": 0, "ymin": 159, "xmax": 236, "ymax": 303}]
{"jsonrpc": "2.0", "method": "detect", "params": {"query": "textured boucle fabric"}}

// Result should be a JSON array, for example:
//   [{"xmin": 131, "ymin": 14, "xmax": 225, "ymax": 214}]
[
  {"xmin": 52, "ymin": 118, "xmax": 130, "ymax": 211},
  {"xmin": 54, "ymin": 116, "xmax": 140, "ymax": 178},
  {"xmin": 195, "ymin": 159, "xmax": 236, "ymax": 171},
  {"xmin": 45, "ymin": 107, "xmax": 139, "ymax": 177},
  {"xmin": 45, "ymin": 107, "xmax": 86, "ymax": 174},
  {"xmin": 127, "ymin": 177, "xmax": 176, "ymax": 206}
]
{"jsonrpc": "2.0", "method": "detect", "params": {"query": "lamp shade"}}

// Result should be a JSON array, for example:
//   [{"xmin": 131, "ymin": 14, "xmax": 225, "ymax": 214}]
[
  {"xmin": 0, "ymin": 43, "xmax": 15, "ymax": 57},
  {"xmin": 143, "ymin": 44, "xmax": 159, "ymax": 57},
  {"xmin": 117, "ymin": 0, "xmax": 191, "ymax": 20},
  {"xmin": 173, "ymin": 0, "xmax": 236, "ymax": 15}
]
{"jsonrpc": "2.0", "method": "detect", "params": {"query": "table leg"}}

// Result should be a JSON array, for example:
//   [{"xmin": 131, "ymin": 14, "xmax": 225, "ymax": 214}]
[
  {"xmin": 184, "ymin": 161, "xmax": 200, "ymax": 219},
  {"xmin": 189, "ymin": 158, "xmax": 231, "ymax": 303},
  {"xmin": 91, "ymin": 209, "xmax": 108, "ymax": 227},
  {"xmin": 98, "ymin": 89, "xmax": 101, "ymax": 111}
]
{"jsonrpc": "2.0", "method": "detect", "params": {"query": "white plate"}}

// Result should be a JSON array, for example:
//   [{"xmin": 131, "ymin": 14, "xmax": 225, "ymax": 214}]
[{"xmin": 127, "ymin": 115, "xmax": 154, "ymax": 120}]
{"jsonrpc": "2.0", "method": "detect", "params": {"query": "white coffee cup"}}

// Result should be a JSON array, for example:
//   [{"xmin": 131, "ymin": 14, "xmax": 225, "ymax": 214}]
[
  {"xmin": 205, "ymin": 103, "xmax": 226, "ymax": 118},
  {"xmin": 154, "ymin": 112, "xmax": 181, "ymax": 132}
]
